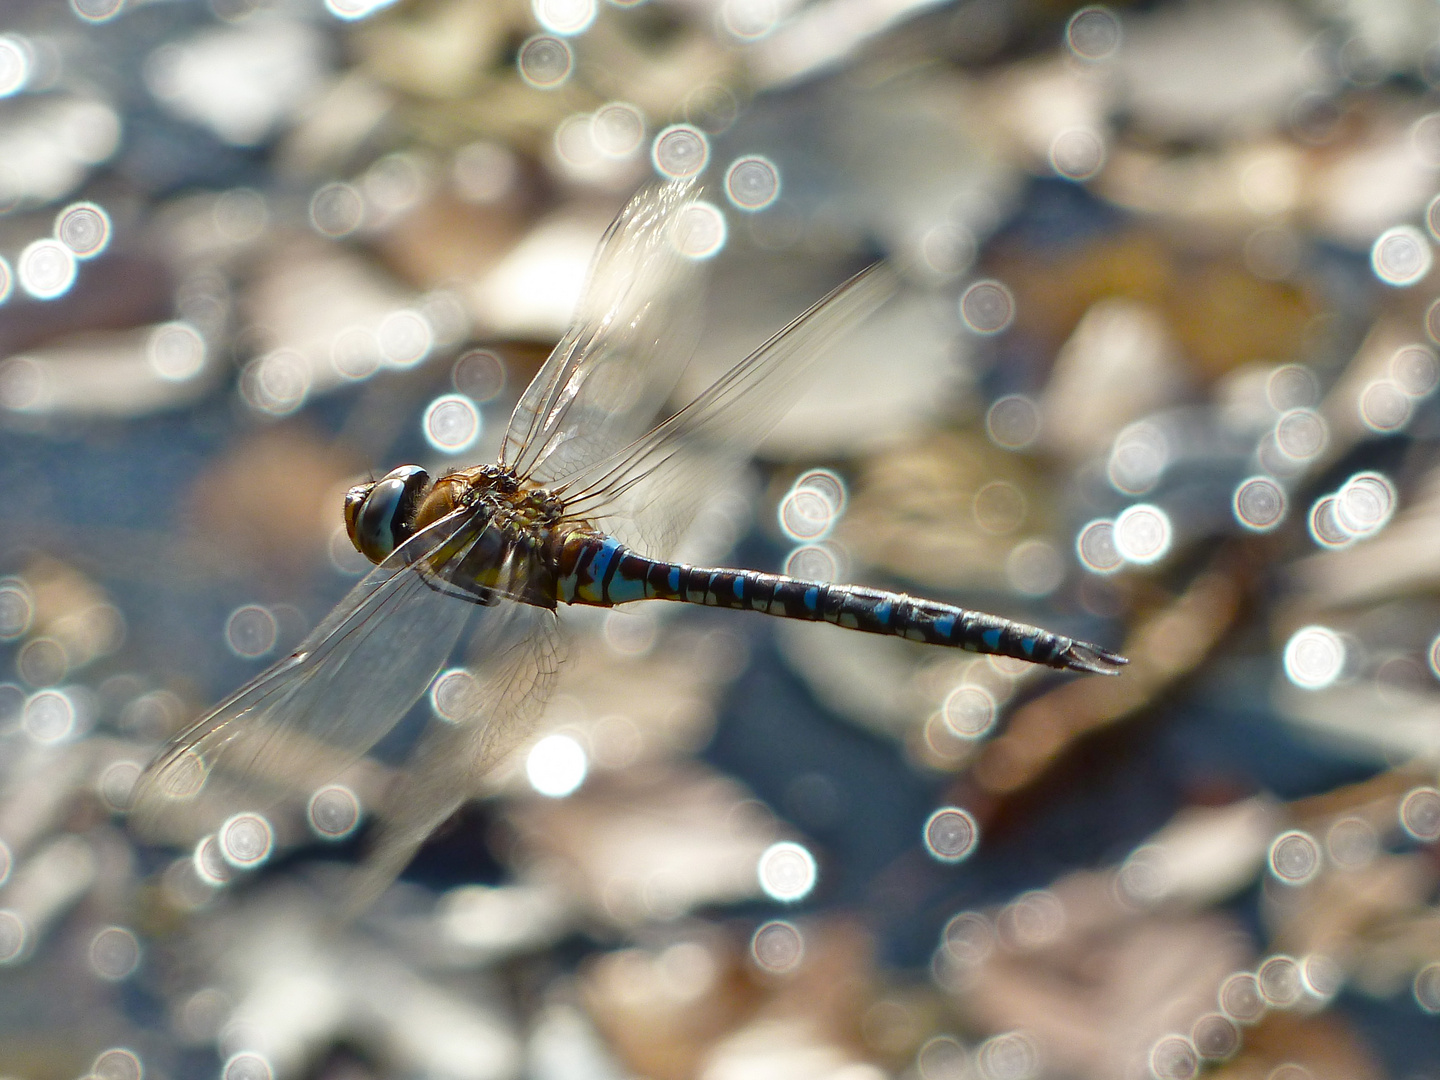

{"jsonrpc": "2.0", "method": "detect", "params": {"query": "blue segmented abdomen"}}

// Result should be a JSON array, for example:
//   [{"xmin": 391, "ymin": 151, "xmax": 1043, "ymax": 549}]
[{"xmin": 554, "ymin": 532, "xmax": 1126, "ymax": 675}]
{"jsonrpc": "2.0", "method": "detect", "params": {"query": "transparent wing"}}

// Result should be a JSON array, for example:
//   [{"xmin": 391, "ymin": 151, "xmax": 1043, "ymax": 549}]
[
  {"xmin": 501, "ymin": 179, "xmax": 706, "ymax": 484},
  {"xmin": 130, "ymin": 509, "xmax": 507, "ymax": 841},
  {"xmin": 556, "ymin": 263, "xmax": 899, "ymax": 559},
  {"xmin": 344, "ymin": 602, "xmax": 562, "ymax": 911}
]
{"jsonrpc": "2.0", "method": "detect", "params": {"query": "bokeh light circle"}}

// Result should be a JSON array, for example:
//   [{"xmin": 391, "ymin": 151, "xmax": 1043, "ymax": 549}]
[
  {"xmin": 70, "ymin": 0, "xmax": 126, "ymax": 23},
  {"xmin": 942, "ymin": 685, "xmax": 997, "ymax": 739},
  {"xmin": 1190, "ymin": 1014, "xmax": 1239, "ymax": 1060},
  {"xmin": 330, "ymin": 328, "xmax": 380, "ymax": 381},
  {"xmin": 242, "ymin": 351, "xmax": 310, "ymax": 416},
  {"xmin": 526, "ymin": 733, "xmax": 587, "ymax": 797},
  {"xmin": 924, "ymin": 807, "xmax": 979, "ymax": 863},
  {"xmin": 778, "ymin": 488, "xmax": 835, "ymax": 541},
  {"xmin": 778, "ymin": 473, "xmax": 845, "ymax": 542},
  {"xmin": 0, "ymin": 909, "xmax": 26, "ymax": 963},
  {"xmin": 97, "ymin": 760, "xmax": 142, "ymax": 813},
  {"xmin": 0, "ymin": 37, "xmax": 28, "ymax": 97},
  {"xmin": 1066, "ymin": 6, "xmax": 1121, "ymax": 60},
  {"xmin": 721, "ymin": 0, "xmax": 780, "ymax": 39},
  {"xmin": 942, "ymin": 911, "xmax": 995, "ymax": 971},
  {"xmin": 1274, "ymin": 408, "xmax": 1327, "ymax": 461},
  {"xmin": 422, "ymin": 393, "xmax": 481, "ymax": 454},
  {"xmin": 1399, "ymin": 786, "xmax": 1440, "ymax": 841},
  {"xmin": 1268, "ymin": 830, "xmax": 1320, "ymax": 884},
  {"xmin": 750, "ymin": 920, "xmax": 804, "ymax": 972},
  {"xmin": 986, "ymin": 394, "xmax": 1041, "ymax": 450},
  {"xmin": 452, "ymin": 349, "xmax": 506, "ymax": 402},
  {"xmin": 533, "ymin": 0, "xmax": 595, "ymax": 35},
  {"xmin": 1233, "ymin": 477, "xmax": 1286, "ymax": 531},
  {"xmin": 225, "ymin": 605, "xmax": 277, "ymax": 659},
  {"xmin": 1149, "ymin": 1035, "xmax": 1199, "ymax": 1080},
  {"xmin": 1113, "ymin": 504, "xmax": 1172, "ymax": 565},
  {"xmin": 149, "ymin": 323, "xmax": 206, "ymax": 382},
  {"xmin": 975, "ymin": 1031, "xmax": 1039, "ymax": 1080},
  {"xmin": 193, "ymin": 836, "xmax": 232, "ymax": 886},
  {"xmin": 917, "ymin": 1035, "xmax": 968, "ymax": 1080},
  {"xmin": 325, "ymin": 0, "xmax": 400, "ymax": 19},
  {"xmin": 1302, "ymin": 953, "xmax": 1343, "ymax": 1001},
  {"xmin": 518, "ymin": 35, "xmax": 572, "ymax": 88},
  {"xmin": 671, "ymin": 200, "xmax": 726, "ymax": 259},
  {"xmin": 0, "ymin": 578, "xmax": 34, "ymax": 640},
  {"xmin": 1218, "ymin": 972, "xmax": 1265, "ymax": 1023},
  {"xmin": 1359, "ymin": 380, "xmax": 1412, "ymax": 432},
  {"xmin": 24, "ymin": 689, "xmax": 77, "ymax": 745},
  {"xmin": 89, "ymin": 926, "xmax": 141, "ymax": 981},
  {"xmin": 1108, "ymin": 421, "xmax": 1168, "ymax": 494},
  {"xmin": 1307, "ymin": 496, "xmax": 1351, "ymax": 548},
  {"xmin": 223, "ymin": 1053, "xmax": 274, "ymax": 1080},
  {"xmin": 725, "ymin": 156, "xmax": 780, "ymax": 210},
  {"xmin": 1334, "ymin": 472, "xmax": 1396, "ymax": 538},
  {"xmin": 757, "ymin": 841, "xmax": 816, "ymax": 902},
  {"xmin": 308, "ymin": 785, "xmax": 362, "ymax": 839},
  {"xmin": 55, "ymin": 202, "xmax": 111, "ymax": 258},
  {"xmin": 784, "ymin": 544, "xmax": 838, "ymax": 582},
  {"xmin": 591, "ymin": 102, "xmax": 645, "ymax": 158},
  {"xmin": 1392, "ymin": 344, "xmax": 1440, "ymax": 397},
  {"xmin": 309, "ymin": 182, "xmax": 363, "ymax": 237},
  {"xmin": 1269, "ymin": 365, "xmax": 1318, "ymax": 409},
  {"xmin": 1006, "ymin": 538, "xmax": 1063, "ymax": 596},
  {"xmin": 377, "ymin": 309, "xmax": 434, "ymax": 367},
  {"xmin": 430, "ymin": 667, "xmax": 477, "ymax": 722},
  {"xmin": 973, "ymin": 480, "xmax": 1026, "ymax": 534},
  {"xmin": 218, "ymin": 813, "xmax": 274, "ymax": 869},
  {"xmin": 1049, "ymin": 128, "xmax": 1106, "ymax": 180},
  {"xmin": 18, "ymin": 240, "xmax": 77, "ymax": 300},
  {"xmin": 1325, "ymin": 816, "xmax": 1378, "ymax": 869},
  {"xmin": 652, "ymin": 124, "xmax": 709, "ymax": 179},
  {"xmin": 1257, "ymin": 955, "xmax": 1303, "ymax": 1007},
  {"xmin": 91, "ymin": 1049, "xmax": 142, "ymax": 1080},
  {"xmin": 960, "ymin": 280, "xmax": 1016, "ymax": 334},
  {"xmin": 1075, "ymin": 519, "xmax": 1122, "ymax": 573},
  {"xmin": 1283, "ymin": 626, "xmax": 1345, "ymax": 689},
  {"xmin": 1415, "ymin": 963, "xmax": 1440, "ymax": 1014},
  {"xmin": 1372, "ymin": 225, "xmax": 1432, "ymax": 286}
]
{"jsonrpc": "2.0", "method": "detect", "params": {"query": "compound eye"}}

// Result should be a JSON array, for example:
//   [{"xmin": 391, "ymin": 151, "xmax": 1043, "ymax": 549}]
[{"xmin": 352, "ymin": 465, "xmax": 430, "ymax": 564}]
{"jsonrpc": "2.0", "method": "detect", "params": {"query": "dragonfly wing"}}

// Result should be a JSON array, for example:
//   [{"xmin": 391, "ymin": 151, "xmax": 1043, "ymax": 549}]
[
  {"xmin": 344, "ymin": 601, "xmax": 562, "ymax": 911},
  {"xmin": 557, "ymin": 263, "xmax": 899, "ymax": 560},
  {"xmin": 501, "ymin": 180, "xmax": 707, "ymax": 485},
  {"xmin": 131, "ymin": 510, "xmax": 501, "ymax": 842}
]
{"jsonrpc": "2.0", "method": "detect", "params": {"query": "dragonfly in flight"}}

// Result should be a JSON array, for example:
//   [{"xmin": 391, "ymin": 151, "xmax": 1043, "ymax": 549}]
[{"xmin": 135, "ymin": 179, "xmax": 1125, "ymax": 900}]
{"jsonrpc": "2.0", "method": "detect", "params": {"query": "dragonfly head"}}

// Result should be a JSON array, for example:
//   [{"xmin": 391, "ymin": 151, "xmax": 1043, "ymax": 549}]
[{"xmin": 344, "ymin": 465, "xmax": 432, "ymax": 564}]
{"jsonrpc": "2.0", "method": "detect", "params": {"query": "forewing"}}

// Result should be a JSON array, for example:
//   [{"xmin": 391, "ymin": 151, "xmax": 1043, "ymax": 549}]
[
  {"xmin": 557, "ymin": 263, "xmax": 899, "ymax": 559},
  {"xmin": 501, "ymin": 179, "xmax": 706, "ymax": 484},
  {"xmin": 131, "ymin": 510, "xmax": 498, "ymax": 842}
]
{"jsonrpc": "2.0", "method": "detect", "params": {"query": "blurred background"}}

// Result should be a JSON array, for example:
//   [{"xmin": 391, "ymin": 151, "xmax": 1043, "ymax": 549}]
[{"xmin": 2, "ymin": 0, "xmax": 1440, "ymax": 1078}]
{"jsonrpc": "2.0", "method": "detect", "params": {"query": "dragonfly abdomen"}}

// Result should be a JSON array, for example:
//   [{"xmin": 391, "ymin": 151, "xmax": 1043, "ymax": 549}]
[{"xmin": 555, "ymin": 533, "xmax": 1126, "ymax": 675}]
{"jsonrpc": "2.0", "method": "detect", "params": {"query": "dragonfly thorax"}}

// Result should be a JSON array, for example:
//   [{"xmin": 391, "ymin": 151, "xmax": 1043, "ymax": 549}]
[{"xmin": 346, "ymin": 463, "xmax": 569, "ymax": 567}]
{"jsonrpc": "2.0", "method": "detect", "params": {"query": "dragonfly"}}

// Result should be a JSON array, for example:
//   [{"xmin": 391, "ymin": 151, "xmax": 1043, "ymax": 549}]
[{"xmin": 134, "ymin": 179, "xmax": 1125, "ymax": 902}]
